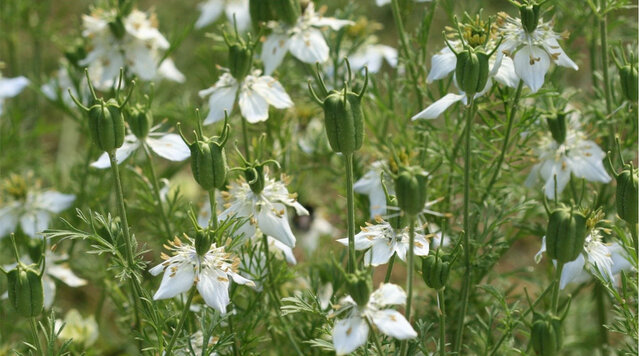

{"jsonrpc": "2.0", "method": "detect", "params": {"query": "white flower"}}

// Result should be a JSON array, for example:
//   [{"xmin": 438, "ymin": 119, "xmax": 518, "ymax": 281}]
[
  {"xmin": 413, "ymin": 40, "xmax": 519, "ymax": 120},
  {"xmin": 0, "ymin": 190, "xmax": 75, "ymax": 238},
  {"xmin": 80, "ymin": 9, "xmax": 183, "ymax": 89},
  {"xmin": 495, "ymin": 12, "xmax": 578, "ymax": 93},
  {"xmin": 3, "ymin": 251, "xmax": 87, "ymax": 308},
  {"xmin": 90, "ymin": 125, "xmax": 190, "ymax": 169},
  {"xmin": 354, "ymin": 161, "xmax": 394, "ymax": 219},
  {"xmin": 376, "ymin": 0, "xmax": 431, "ymax": 6},
  {"xmin": 337, "ymin": 218, "xmax": 430, "ymax": 266},
  {"xmin": 41, "ymin": 63, "xmax": 89, "ymax": 106},
  {"xmin": 195, "ymin": 0, "xmax": 250, "ymax": 31},
  {"xmin": 525, "ymin": 113, "xmax": 610, "ymax": 198},
  {"xmin": 150, "ymin": 237, "xmax": 255, "ymax": 314},
  {"xmin": 332, "ymin": 283, "xmax": 417, "ymax": 355},
  {"xmin": 55, "ymin": 309, "xmax": 99, "ymax": 347},
  {"xmin": 199, "ymin": 70, "xmax": 293, "ymax": 125},
  {"xmin": 0, "ymin": 73, "xmax": 29, "ymax": 115},
  {"xmin": 261, "ymin": 2, "xmax": 353, "ymax": 75},
  {"xmin": 535, "ymin": 229, "xmax": 633, "ymax": 289},
  {"xmin": 218, "ymin": 174, "xmax": 309, "ymax": 248},
  {"xmin": 349, "ymin": 44, "xmax": 398, "ymax": 73}
]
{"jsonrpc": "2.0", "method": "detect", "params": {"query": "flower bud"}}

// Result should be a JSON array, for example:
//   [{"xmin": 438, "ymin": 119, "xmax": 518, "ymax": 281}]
[
  {"xmin": 394, "ymin": 165, "xmax": 429, "ymax": 216},
  {"xmin": 455, "ymin": 47, "xmax": 490, "ymax": 95},
  {"xmin": 545, "ymin": 112, "xmax": 567, "ymax": 145},
  {"xmin": 126, "ymin": 104, "xmax": 153, "ymax": 139},
  {"xmin": 345, "ymin": 270, "xmax": 372, "ymax": 307},
  {"xmin": 7, "ymin": 264, "xmax": 44, "ymax": 317},
  {"xmin": 619, "ymin": 64, "xmax": 638, "ymax": 102},
  {"xmin": 530, "ymin": 313, "xmax": 562, "ymax": 356},
  {"xmin": 272, "ymin": 0, "xmax": 301, "ymax": 25},
  {"xmin": 88, "ymin": 99, "xmax": 126, "ymax": 152},
  {"xmin": 519, "ymin": 4, "xmax": 541, "ymax": 34},
  {"xmin": 249, "ymin": 0, "xmax": 275, "ymax": 30},
  {"xmin": 546, "ymin": 205, "xmax": 587, "ymax": 263},
  {"xmin": 228, "ymin": 43, "xmax": 253, "ymax": 81},
  {"xmin": 615, "ymin": 164, "xmax": 638, "ymax": 225},
  {"xmin": 108, "ymin": 15, "xmax": 126, "ymax": 39},
  {"xmin": 195, "ymin": 229, "xmax": 213, "ymax": 256},
  {"xmin": 421, "ymin": 253, "xmax": 450, "ymax": 290},
  {"xmin": 180, "ymin": 117, "xmax": 230, "ymax": 191}
]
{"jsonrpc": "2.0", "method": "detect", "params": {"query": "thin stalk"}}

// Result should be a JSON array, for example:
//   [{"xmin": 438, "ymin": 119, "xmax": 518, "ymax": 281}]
[
  {"xmin": 384, "ymin": 253, "xmax": 396, "ymax": 283},
  {"xmin": 345, "ymin": 153, "xmax": 357, "ymax": 273},
  {"xmin": 630, "ymin": 222, "xmax": 638, "ymax": 250},
  {"xmin": 481, "ymin": 80, "xmax": 523, "ymax": 201},
  {"xmin": 208, "ymin": 189, "xmax": 218, "ymax": 230},
  {"xmin": 598, "ymin": 0, "xmax": 615, "ymax": 149},
  {"xmin": 390, "ymin": 0, "xmax": 424, "ymax": 109},
  {"xmin": 401, "ymin": 215, "xmax": 417, "ymax": 356},
  {"xmin": 594, "ymin": 283, "xmax": 609, "ymax": 352},
  {"xmin": 365, "ymin": 318, "xmax": 385, "ymax": 356},
  {"xmin": 551, "ymin": 262, "xmax": 565, "ymax": 313},
  {"xmin": 142, "ymin": 143, "xmax": 172, "ymax": 238},
  {"xmin": 241, "ymin": 118, "xmax": 251, "ymax": 161},
  {"xmin": 164, "ymin": 288, "xmax": 196, "ymax": 355},
  {"xmin": 438, "ymin": 289, "xmax": 447, "ymax": 356},
  {"xmin": 29, "ymin": 317, "xmax": 42, "ymax": 355},
  {"xmin": 453, "ymin": 97, "xmax": 476, "ymax": 354}
]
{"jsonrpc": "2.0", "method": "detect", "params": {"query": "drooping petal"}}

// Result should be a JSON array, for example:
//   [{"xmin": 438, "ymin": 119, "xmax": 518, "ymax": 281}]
[
  {"xmin": 609, "ymin": 243, "xmax": 633, "ymax": 276},
  {"xmin": 566, "ymin": 140, "xmax": 611, "ymax": 183},
  {"xmin": 196, "ymin": 269, "xmax": 230, "ymax": 314},
  {"xmin": 146, "ymin": 133, "xmax": 191, "ymax": 162},
  {"xmin": 427, "ymin": 47, "xmax": 457, "ymax": 83},
  {"xmin": 47, "ymin": 264, "xmax": 87, "ymax": 287},
  {"xmin": 332, "ymin": 316, "xmax": 369, "ymax": 355},
  {"xmin": 195, "ymin": 0, "xmax": 224, "ymax": 29},
  {"xmin": 369, "ymin": 283, "xmax": 406, "ymax": 306},
  {"xmin": 540, "ymin": 159, "xmax": 571, "ymax": 199},
  {"xmin": 268, "ymin": 236, "xmax": 297, "ymax": 265},
  {"xmin": 19, "ymin": 210, "xmax": 51, "ymax": 237},
  {"xmin": 514, "ymin": 46, "xmax": 550, "ymax": 93},
  {"xmin": 311, "ymin": 16, "xmax": 353, "ymax": 31},
  {"xmin": 90, "ymin": 136, "xmax": 140, "ymax": 169},
  {"xmin": 238, "ymin": 85, "xmax": 270, "ymax": 123},
  {"xmin": 493, "ymin": 56, "xmax": 520, "ymax": 88},
  {"xmin": 261, "ymin": 33, "xmax": 290, "ymax": 75},
  {"xmin": 560, "ymin": 254, "xmax": 587, "ymax": 290},
  {"xmin": 0, "ymin": 205, "xmax": 18, "ymax": 238},
  {"xmin": 256, "ymin": 205, "xmax": 296, "ymax": 248},
  {"xmin": 543, "ymin": 37, "xmax": 578, "ymax": 70},
  {"xmin": 252, "ymin": 76, "xmax": 294, "ymax": 109},
  {"xmin": 199, "ymin": 75, "xmax": 239, "ymax": 125},
  {"xmin": 228, "ymin": 270, "xmax": 256, "ymax": 287},
  {"xmin": 0, "ymin": 76, "xmax": 30, "ymax": 98},
  {"xmin": 158, "ymin": 58, "xmax": 186, "ymax": 83},
  {"xmin": 42, "ymin": 275, "xmax": 56, "ymax": 309},
  {"xmin": 411, "ymin": 93, "xmax": 465, "ymax": 120},
  {"xmin": 369, "ymin": 309, "xmax": 417, "ymax": 340},
  {"xmin": 535, "ymin": 236, "xmax": 547, "ymax": 264},
  {"xmin": 153, "ymin": 264, "xmax": 195, "ymax": 300},
  {"xmin": 366, "ymin": 238, "xmax": 395, "ymax": 266},
  {"xmin": 224, "ymin": 0, "xmax": 251, "ymax": 32},
  {"xmin": 412, "ymin": 235, "xmax": 430, "ymax": 257},
  {"xmin": 288, "ymin": 28, "xmax": 329, "ymax": 65}
]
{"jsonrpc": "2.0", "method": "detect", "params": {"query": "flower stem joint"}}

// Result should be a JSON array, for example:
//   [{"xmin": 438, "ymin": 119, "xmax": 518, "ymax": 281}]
[
  {"xmin": 309, "ymin": 60, "xmax": 368, "ymax": 156},
  {"xmin": 394, "ymin": 165, "xmax": 429, "ymax": 216},
  {"xmin": 530, "ymin": 312, "xmax": 562, "ymax": 356},
  {"xmin": 7, "ymin": 264, "xmax": 44, "ymax": 317},
  {"xmin": 545, "ymin": 204, "xmax": 587, "ymax": 263},
  {"xmin": 421, "ymin": 251, "xmax": 450, "ymax": 290}
]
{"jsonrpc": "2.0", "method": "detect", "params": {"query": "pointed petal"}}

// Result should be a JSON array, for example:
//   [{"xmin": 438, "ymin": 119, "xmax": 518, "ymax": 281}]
[
  {"xmin": 195, "ymin": 0, "xmax": 224, "ymax": 29},
  {"xmin": 252, "ymin": 76, "xmax": 293, "ymax": 109},
  {"xmin": 261, "ymin": 34, "xmax": 290, "ymax": 75},
  {"xmin": 37, "ymin": 191, "xmax": 75, "ymax": 213},
  {"xmin": 543, "ymin": 37, "xmax": 578, "ymax": 70},
  {"xmin": 566, "ymin": 140, "xmax": 611, "ymax": 183},
  {"xmin": 535, "ymin": 236, "xmax": 547, "ymax": 264},
  {"xmin": 560, "ymin": 254, "xmax": 587, "ymax": 290},
  {"xmin": 0, "ymin": 206, "xmax": 18, "ymax": 238},
  {"xmin": 158, "ymin": 58, "xmax": 186, "ymax": 83},
  {"xmin": 146, "ymin": 134, "xmax": 191, "ymax": 161},
  {"xmin": 47, "ymin": 264, "xmax": 87, "ymax": 287},
  {"xmin": 196, "ymin": 269, "xmax": 230, "ymax": 314},
  {"xmin": 493, "ymin": 56, "xmax": 520, "ymax": 88},
  {"xmin": 90, "ymin": 137, "xmax": 140, "ymax": 169},
  {"xmin": 43, "ymin": 275, "xmax": 56, "ymax": 309},
  {"xmin": 333, "ymin": 316, "xmax": 369, "ymax": 355},
  {"xmin": 370, "ymin": 309, "xmax": 417, "ymax": 340},
  {"xmin": 199, "ymin": 75, "xmax": 239, "ymax": 125},
  {"xmin": 153, "ymin": 264, "xmax": 195, "ymax": 300},
  {"xmin": 224, "ymin": 0, "xmax": 251, "ymax": 32},
  {"xmin": 427, "ymin": 47, "xmax": 457, "ymax": 83},
  {"xmin": 288, "ymin": 28, "xmax": 329, "ymax": 65},
  {"xmin": 256, "ymin": 206, "xmax": 296, "ymax": 248},
  {"xmin": 514, "ymin": 46, "xmax": 550, "ymax": 93},
  {"xmin": 0, "ymin": 76, "xmax": 29, "ymax": 98},
  {"xmin": 238, "ymin": 86, "xmax": 270, "ymax": 123},
  {"xmin": 411, "ymin": 93, "xmax": 465, "ymax": 120}
]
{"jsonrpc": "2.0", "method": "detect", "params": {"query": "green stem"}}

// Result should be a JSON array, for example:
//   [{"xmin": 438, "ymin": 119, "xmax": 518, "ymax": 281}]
[
  {"xmin": 551, "ymin": 262, "xmax": 565, "ymax": 314},
  {"xmin": 594, "ymin": 282, "xmax": 609, "ymax": 353},
  {"xmin": 241, "ymin": 118, "xmax": 251, "ymax": 161},
  {"xmin": 481, "ymin": 80, "xmax": 523, "ymax": 201},
  {"xmin": 29, "ymin": 317, "xmax": 42, "ymax": 355},
  {"xmin": 142, "ymin": 143, "xmax": 172, "ymax": 238},
  {"xmin": 438, "ymin": 289, "xmax": 447, "ymax": 356},
  {"xmin": 598, "ymin": 0, "xmax": 615, "ymax": 149},
  {"xmin": 453, "ymin": 97, "xmax": 476, "ymax": 354},
  {"xmin": 630, "ymin": 222, "xmax": 638, "ymax": 250},
  {"xmin": 365, "ymin": 318, "xmax": 385, "ymax": 356},
  {"xmin": 208, "ymin": 189, "xmax": 218, "ymax": 230},
  {"xmin": 164, "ymin": 287, "xmax": 196, "ymax": 355},
  {"xmin": 401, "ymin": 215, "xmax": 417, "ymax": 356},
  {"xmin": 390, "ymin": 0, "xmax": 423, "ymax": 109},
  {"xmin": 345, "ymin": 153, "xmax": 357, "ymax": 273},
  {"xmin": 384, "ymin": 253, "xmax": 396, "ymax": 283}
]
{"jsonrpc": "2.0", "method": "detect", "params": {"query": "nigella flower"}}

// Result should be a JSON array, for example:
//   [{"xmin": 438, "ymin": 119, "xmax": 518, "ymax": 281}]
[
  {"xmin": 80, "ymin": 8, "xmax": 184, "ymax": 89},
  {"xmin": 332, "ymin": 283, "xmax": 417, "ymax": 355},
  {"xmin": 218, "ymin": 174, "xmax": 309, "ymax": 248},
  {"xmin": 0, "ymin": 179, "xmax": 75, "ymax": 238},
  {"xmin": 525, "ymin": 112, "xmax": 610, "ymax": 198},
  {"xmin": 199, "ymin": 69, "xmax": 293, "ymax": 125},
  {"xmin": 353, "ymin": 161, "xmax": 394, "ymax": 219},
  {"xmin": 495, "ymin": 11, "xmax": 578, "ymax": 92},
  {"xmin": 348, "ymin": 43, "xmax": 398, "ymax": 74},
  {"xmin": 535, "ymin": 228, "xmax": 633, "ymax": 289},
  {"xmin": 0, "ymin": 71, "xmax": 29, "ymax": 115},
  {"xmin": 261, "ymin": 2, "xmax": 353, "ymax": 75},
  {"xmin": 337, "ymin": 217, "xmax": 430, "ymax": 266},
  {"xmin": 195, "ymin": 0, "xmax": 250, "ymax": 31},
  {"xmin": 150, "ymin": 236, "xmax": 255, "ymax": 314},
  {"xmin": 90, "ymin": 125, "xmax": 190, "ymax": 169},
  {"xmin": 3, "ymin": 251, "xmax": 87, "ymax": 308}
]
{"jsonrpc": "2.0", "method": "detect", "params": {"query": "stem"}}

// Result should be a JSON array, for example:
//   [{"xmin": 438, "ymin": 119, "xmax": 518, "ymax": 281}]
[
  {"xmin": 438, "ymin": 289, "xmax": 447, "ymax": 356},
  {"xmin": 29, "ymin": 317, "xmax": 42, "ymax": 355},
  {"xmin": 481, "ymin": 80, "xmax": 523, "ymax": 201},
  {"xmin": 551, "ymin": 262, "xmax": 565, "ymax": 313},
  {"xmin": 142, "ymin": 143, "xmax": 172, "ymax": 238},
  {"xmin": 365, "ymin": 318, "xmax": 385, "ymax": 356},
  {"xmin": 384, "ymin": 253, "xmax": 396, "ymax": 283},
  {"xmin": 390, "ymin": 0, "xmax": 423, "ymax": 109},
  {"xmin": 241, "ymin": 118, "xmax": 251, "ymax": 161},
  {"xmin": 630, "ymin": 222, "xmax": 638, "ymax": 250},
  {"xmin": 598, "ymin": 0, "xmax": 615, "ymax": 149},
  {"xmin": 164, "ymin": 288, "xmax": 196, "ymax": 355},
  {"xmin": 594, "ymin": 283, "xmax": 609, "ymax": 353},
  {"xmin": 208, "ymin": 189, "xmax": 218, "ymax": 230},
  {"xmin": 401, "ymin": 215, "xmax": 417, "ymax": 356},
  {"xmin": 345, "ymin": 153, "xmax": 357, "ymax": 273},
  {"xmin": 453, "ymin": 97, "xmax": 476, "ymax": 354}
]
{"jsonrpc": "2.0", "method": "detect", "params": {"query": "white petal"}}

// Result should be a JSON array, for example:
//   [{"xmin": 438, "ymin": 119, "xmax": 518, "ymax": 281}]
[
  {"xmin": 427, "ymin": 47, "xmax": 457, "ymax": 83},
  {"xmin": 43, "ymin": 275, "xmax": 56, "ymax": 309},
  {"xmin": 514, "ymin": 46, "xmax": 550, "ymax": 93},
  {"xmin": 0, "ymin": 76, "xmax": 29, "ymax": 98},
  {"xmin": 199, "ymin": 76, "xmax": 239, "ymax": 125},
  {"xmin": 535, "ymin": 236, "xmax": 547, "ymax": 264},
  {"xmin": 196, "ymin": 269, "xmax": 230, "ymax": 314},
  {"xmin": 238, "ymin": 86, "xmax": 270, "ymax": 123},
  {"xmin": 541, "ymin": 159, "xmax": 571, "ymax": 199},
  {"xmin": 318, "ymin": 282, "xmax": 333, "ymax": 310},
  {"xmin": 153, "ymin": 264, "xmax": 195, "ymax": 300},
  {"xmin": 370, "ymin": 309, "xmax": 417, "ymax": 340},
  {"xmin": 332, "ymin": 316, "xmax": 369, "ymax": 355},
  {"xmin": 90, "ymin": 137, "xmax": 140, "ymax": 169},
  {"xmin": 37, "ymin": 191, "xmax": 76, "ymax": 213},
  {"xmin": 268, "ymin": 236, "xmax": 297, "ymax": 265},
  {"xmin": 256, "ymin": 206, "xmax": 296, "ymax": 248},
  {"xmin": 20, "ymin": 210, "xmax": 51, "ymax": 237},
  {"xmin": 609, "ymin": 243, "xmax": 633, "ymax": 275},
  {"xmin": 311, "ymin": 17, "xmax": 353, "ymax": 31},
  {"xmin": 195, "ymin": 0, "xmax": 224, "ymax": 29},
  {"xmin": 560, "ymin": 254, "xmax": 587, "ymax": 290},
  {"xmin": 47, "ymin": 264, "xmax": 87, "ymax": 287},
  {"xmin": 351, "ymin": 231, "xmax": 377, "ymax": 250},
  {"xmin": 252, "ymin": 76, "xmax": 293, "ymax": 109},
  {"xmin": 229, "ymin": 271, "xmax": 256, "ymax": 287},
  {"xmin": 146, "ymin": 134, "xmax": 191, "ymax": 161},
  {"xmin": 224, "ymin": 0, "xmax": 251, "ymax": 32},
  {"xmin": 493, "ymin": 56, "xmax": 520, "ymax": 88},
  {"xmin": 543, "ymin": 37, "xmax": 578, "ymax": 70},
  {"xmin": 0, "ymin": 206, "xmax": 18, "ymax": 238},
  {"xmin": 411, "ymin": 93, "xmax": 465, "ymax": 120},
  {"xmin": 566, "ymin": 140, "xmax": 611, "ymax": 183},
  {"xmin": 288, "ymin": 28, "xmax": 329, "ymax": 65},
  {"xmin": 368, "ymin": 239, "xmax": 395, "ymax": 266},
  {"xmin": 412, "ymin": 235, "xmax": 430, "ymax": 257},
  {"xmin": 158, "ymin": 58, "xmax": 186, "ymax": 83},
  {"xmin": 261, "ymin": 34, "xmax": 290, "ymax": 75},
  {"xmin": 370, "ymin": 283, "xmax": 406, "ymax": 306}
]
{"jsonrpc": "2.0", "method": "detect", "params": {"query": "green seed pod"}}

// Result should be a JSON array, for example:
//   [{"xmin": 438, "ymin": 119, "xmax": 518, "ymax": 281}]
[
  {"xmin": 546, "ymin": 112, "xmax": 567, "ymax": 144},
  {"xmin": 7, "ymin": 264, "xmax": 44, "ymax": 317},
  {"xmin": 249, "ymin": 0, "xmax": 275, "ymax": 30},
  {"xmin": 421, "ymin": 253, "xmax": 450, "ymax": 290},
  {"xmin": 88, "ymin": 100, "xmax": 126, "ymax": 152},
  {"xmin": 530, "ymin": 313, "xmax": 562, "ymax": 356},
  {"xmin": 619, "ymin": 65, "xmax": 638, "ymax": 102},
  {"xmin": 519, "ymin": 4, "xmax": 541, "ymax": 34},
  {"xmin": 245, "ymin": 164, "xmax": 266, "ymax": 194},
  {"xmin": 195, "ymin": 228, "xmax": 213, "ymax": 256},
  {"xmin": 27, "ymin": 238, "xmax": 44, "ymax": 265},
  {"xmin": 272, "ymin": 0, "xmax": 301, "ymax": 25},
  {"xmin": 229, "ymin": 43, "xmax": 253, "ymax": 81},
  {"xmin": 394, "ymin": 165, "xmax": 429, "ymax": 216},
  {"xmin": 126, "ymin": 104, "xmax": 153, "ymax": 139},
  {"xmin": 455, "ymin": 48, "xmax": 490, "ymax": 95},
  {"xmin": 616, "ymin": 164, "xmax": 638, "ymax": 225},
  {"xmin": 546, "ymin": 205, "xmax": 587, "ymax": 263},
  {"xmin": 345, "ymin": 270, "xmax": 372, "ymax": 307},
  {"xmin": 108, "ymin": 15, "xmax": 126, "ymax": 39}
]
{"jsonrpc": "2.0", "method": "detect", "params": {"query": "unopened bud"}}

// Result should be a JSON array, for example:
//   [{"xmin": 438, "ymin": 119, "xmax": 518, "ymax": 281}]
[{"xmin": 394, "ymin": 165, "xmax": 429, "ymax": 216}]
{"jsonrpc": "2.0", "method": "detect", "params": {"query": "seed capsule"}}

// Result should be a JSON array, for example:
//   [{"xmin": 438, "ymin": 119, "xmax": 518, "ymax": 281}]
[
  {"xmin": 620, "ymin": 64, "xmax": 638, "ymax": 102},
  {"xmin": 615, "ymin": 164, "xmax": 638, "ymax": 225},
  {"xmin": 7, "ymin": 264, "xmax": 44, "ymax": 317},
  {"xmin": 455, "ymin": 47, "xmax": 490, "ymax": 95},
  {"xmin": 126, "ymin": 104, "xmax": 153, "ymax": 139},
  {"xmin": 345, "ymin": 270, "xmax": 372, "ymax": 307},
  {"xmin": 195, "ymin": 229, "xmax": 213, "ymax": 256},
  {"xmin": 421, "ymin": 253, "xmax": 450, "ymax": 290},
  {"xmin": 546, "ymin": 205, "xmax": 587, "ymax": 263},
  {"xmin": 545, "ymin": 112, "xmax": 567, "ymax": 145},
  {"xmin": 249, "ymin": 0, "xmax": 275, "ymax": 29},
  {"xmin": 530, "ymin": 313, "xmax": 562, "ymax": 356},
  {"xmin": 394, "ymin": 165, "xmax": 429, "ymax": 216},
  {"xmin": 272, "ymin": 0, "xmax": 301, "ymax": 25},
  {"xmin": 519, "ymin": 4, "xmax": 541, "ymax": 34}
]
